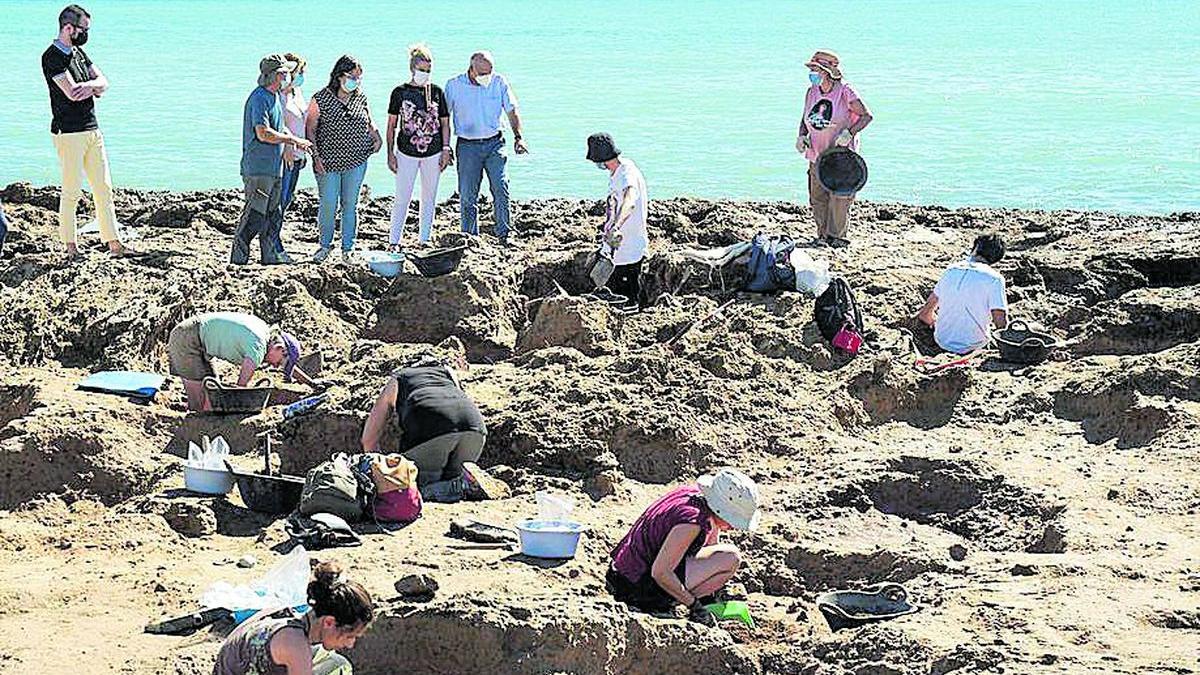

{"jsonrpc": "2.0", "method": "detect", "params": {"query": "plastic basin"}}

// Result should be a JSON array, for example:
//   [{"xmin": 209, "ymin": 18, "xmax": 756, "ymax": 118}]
[
  {"xmin": 515, "ymin": 519, "xmax": 586, "ymax": 559},
  {"xmin": 184, "ymin": 464, "xmax": 235, "ymax": 495},
  {"xmin": 361, "ymin": 250, "xmax": 405, "ymax": 278}
]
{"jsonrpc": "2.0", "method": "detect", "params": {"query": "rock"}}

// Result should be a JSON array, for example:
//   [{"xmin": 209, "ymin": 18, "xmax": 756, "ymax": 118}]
[
  {"xmin": 237, "ymin": 555, "xmax": 258, "ymax": 569},
  {"xmin": 394, "ymin": 574, "xmax": 439, "ymax": 600},
  {"xmin": 1027, "ymin": 523, "xmax": 1068, "ymax": 554},
  {"xmin": 584, "ymin": 469, "xmax": 624, "ymax": 500},
  {"xmin": 949, "ymin": 544, "xmax": 969, "ymax": 561},
  {"xmin": 162, "ymin": 502, "xmax": 217, "ymax": 538},
  {"xmin": 1010, "ymin": 564, "xmax": 1038, "ymax": 576}
]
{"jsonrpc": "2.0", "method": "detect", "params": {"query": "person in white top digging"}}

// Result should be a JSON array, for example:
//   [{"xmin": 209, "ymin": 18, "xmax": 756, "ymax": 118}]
[
  {"xmin": 587, "ymin": 132, "xmax": 648, "ymax": 311},
  {"xmin": 917, "ymin": 234, "xmax": 1009, "ymax": 354}
]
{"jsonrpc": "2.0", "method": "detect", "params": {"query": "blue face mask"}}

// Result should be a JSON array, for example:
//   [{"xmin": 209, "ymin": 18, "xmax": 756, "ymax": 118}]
[
  {"xmin": 293, "ymin": 73, "xmax": 304, "ymax": 89},
  {"xmin": 343, "ymin": 77, "xmax": 360, "ymax": 92},
  {"xmin": 809, "ymin": 72, "xmax": 822, "ymax": 86}
]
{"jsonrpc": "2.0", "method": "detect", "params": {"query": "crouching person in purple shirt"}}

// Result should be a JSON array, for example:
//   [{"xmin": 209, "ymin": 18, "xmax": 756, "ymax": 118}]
[{"xmin": 607, "ymin": 468, "xmax": 761, "ymax": 624}]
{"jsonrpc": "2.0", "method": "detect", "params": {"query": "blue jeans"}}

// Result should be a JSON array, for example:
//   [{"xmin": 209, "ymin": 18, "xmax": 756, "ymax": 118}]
[
  {"xmin": 456, "ymin": 135, "xmax": 510, "ymax": 239},
  {"xmin": 315, "ymin": 161, "xmax": 368, "ymax": 252},
  {"xmin": 275, "ymin": 160, "xmax": 304, "ymax": 253}
]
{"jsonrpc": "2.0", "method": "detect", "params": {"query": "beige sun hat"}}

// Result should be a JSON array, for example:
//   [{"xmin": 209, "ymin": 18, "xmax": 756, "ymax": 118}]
[
  {"xmin": 697, "ymin": 468, "xmax": 761, "ymax": 531},
  {"xmin": 806, "ymin": 50, "xmax": 843, "ymax": 80}
]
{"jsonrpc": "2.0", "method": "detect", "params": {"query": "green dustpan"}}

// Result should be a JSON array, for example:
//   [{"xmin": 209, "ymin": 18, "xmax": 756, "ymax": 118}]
[{"xmin": 705, "ymin": 600, "xmax": 754, "ymax": 628}]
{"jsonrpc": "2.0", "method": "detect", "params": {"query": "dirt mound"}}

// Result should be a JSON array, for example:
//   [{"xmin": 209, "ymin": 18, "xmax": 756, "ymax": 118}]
[
  {"xmin": 352, "ymin": 596, "xmax": 757, "ymax": 675},
  {"xmin": 518, "ymin": 295, "xmax": 618, "ymax": 356}
]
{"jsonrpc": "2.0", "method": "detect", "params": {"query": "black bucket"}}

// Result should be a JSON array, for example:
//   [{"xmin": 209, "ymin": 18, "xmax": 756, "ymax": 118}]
[
  {"xmin": 995, "ymin": 320, "xmax": 1058, "ymax": 365},
  {"xmin": 409, "ymin": 245, "xmax": 467, "ymax": 277},
  {"xmin": 816, "ymin": 146, "xmax": 868, "ymax": 196}
]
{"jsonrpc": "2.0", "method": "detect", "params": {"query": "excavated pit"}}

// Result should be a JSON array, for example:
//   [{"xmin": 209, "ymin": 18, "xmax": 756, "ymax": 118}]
[
  {"xmin": 1, "ymin": 184, "xmax": 1199, "ymax": 673},
  {"xmin": 830, "ymin": 456, "xmax": 1067, "ymax": 553}
]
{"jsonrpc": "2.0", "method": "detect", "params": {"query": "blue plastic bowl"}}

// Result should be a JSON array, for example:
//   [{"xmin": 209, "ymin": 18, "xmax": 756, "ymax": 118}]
[
  {"xmin": 360, "ymin": 251, "xmax": 405, "ymax": 278},
  {"xmin": 515, "ymin": 519, "xmax": 587, "ymax": 559}
]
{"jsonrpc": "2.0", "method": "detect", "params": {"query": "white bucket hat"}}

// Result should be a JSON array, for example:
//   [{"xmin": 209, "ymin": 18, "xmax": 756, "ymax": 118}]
[{"xmin": 697, "ymin": 468, "xmax": 761, "ymax": 531}]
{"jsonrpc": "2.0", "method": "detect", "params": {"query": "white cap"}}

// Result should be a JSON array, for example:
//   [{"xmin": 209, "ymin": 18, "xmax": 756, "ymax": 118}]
[{"xmin": 697, "ymin": 468, "xmax": 761, "ymax": 531}]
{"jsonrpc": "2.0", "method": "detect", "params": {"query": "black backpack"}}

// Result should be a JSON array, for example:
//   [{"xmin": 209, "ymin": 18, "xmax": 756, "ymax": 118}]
[{"xmin": 814, "ymin": 277, "xmax": 863, "ymax": 342}]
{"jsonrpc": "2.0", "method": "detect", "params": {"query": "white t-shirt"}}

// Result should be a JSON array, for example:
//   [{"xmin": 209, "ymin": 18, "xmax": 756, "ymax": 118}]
[
  {"xmin": 604, "ymin": 158, "xmax": 648, "ymax": 265},
  {"xmin": 932, "ymin": 258, "xmax": 1008, "ymax": 354},
  {"xmin": 283, "ymin": 88, "xmax": 307, "ymax": 161}
]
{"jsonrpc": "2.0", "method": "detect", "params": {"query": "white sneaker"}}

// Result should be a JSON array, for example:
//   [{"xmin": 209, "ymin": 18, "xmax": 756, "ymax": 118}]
[
  {"xmin": 341, "ymin": 249, "xmax": 359, "ymax": 265},
  {"xmin": 312, "ymin": 247, "xmax": 331, "ymax": 263}
]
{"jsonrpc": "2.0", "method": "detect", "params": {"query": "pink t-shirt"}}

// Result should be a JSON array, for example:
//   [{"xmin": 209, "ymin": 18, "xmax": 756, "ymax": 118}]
[{"xmin": 803, "ymin": 81, "xmax": 861, "ymax": 162}]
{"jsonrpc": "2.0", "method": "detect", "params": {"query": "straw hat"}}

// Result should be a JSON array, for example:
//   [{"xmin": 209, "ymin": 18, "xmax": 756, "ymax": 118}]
[
  {"xmin": 697, "ymin": 468, "xmax": 761, "ymax": 531},
  {"xmin": 806, "ymin": 50, "xmax": 843, "ymax": 80}
]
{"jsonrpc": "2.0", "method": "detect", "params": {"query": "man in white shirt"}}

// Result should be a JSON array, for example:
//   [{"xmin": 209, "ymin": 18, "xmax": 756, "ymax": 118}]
[
  {"xmin": 917, "ymin": 234, "xmax": 1009, "ymax": 354},
  {"xmin": 587, "ymin": 133, "xmax": 648, "ymax": 311}
]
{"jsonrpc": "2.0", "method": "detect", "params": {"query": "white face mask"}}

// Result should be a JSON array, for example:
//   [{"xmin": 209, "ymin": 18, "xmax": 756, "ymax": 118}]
[
  {"xmin": 475, "ymin": 72, "xmax": 493, "ymax": 87},
  {"xmin": 412, "ymin": 70, "xmax": 430, "ymax": 85}
]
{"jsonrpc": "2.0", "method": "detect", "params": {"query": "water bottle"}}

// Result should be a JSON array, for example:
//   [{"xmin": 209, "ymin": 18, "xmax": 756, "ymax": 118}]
[{"xmin": 283, "ymin": 393, "xmax": 328, "ymax": 420}]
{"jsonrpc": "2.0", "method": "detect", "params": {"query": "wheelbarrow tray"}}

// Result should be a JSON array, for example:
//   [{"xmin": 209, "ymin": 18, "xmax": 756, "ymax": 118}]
[{"xmin": 231, "ymin": 468, "xmax": 304, "ymax": 514}]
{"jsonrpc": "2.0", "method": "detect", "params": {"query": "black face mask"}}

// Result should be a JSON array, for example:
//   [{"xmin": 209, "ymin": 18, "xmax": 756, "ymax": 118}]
[{"xmin": 73, "ymin": 27, "xmax": 89, "ymax": 46}]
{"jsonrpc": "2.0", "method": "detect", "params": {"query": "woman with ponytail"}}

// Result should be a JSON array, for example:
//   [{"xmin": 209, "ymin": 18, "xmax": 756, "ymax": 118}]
[
  {"xmin": 214, "ymin": 561, "xmax": 374, "ymax": 674},
  {"xmin": 386, "ymin": 43, "xmax": 451, "ymax": 249}
]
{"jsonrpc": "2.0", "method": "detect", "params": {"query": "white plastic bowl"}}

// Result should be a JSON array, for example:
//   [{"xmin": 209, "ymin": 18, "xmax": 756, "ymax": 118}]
[
  {"xmin": 360, "ymin": 250, "xmax": 405, "ymax": 278},
  {"xmin": 184, "ymin": 464, "xmax": 235, "ymax": 495},
  {"xmin": 516, "ymin": 519, "xmax": 587, "ymax": 559}
]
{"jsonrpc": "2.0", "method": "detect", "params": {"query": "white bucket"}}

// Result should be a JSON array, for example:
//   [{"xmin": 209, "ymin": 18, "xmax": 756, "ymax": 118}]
[
  {"xmin": 515, "ymin": 519, "xmax": 586, "ymax": 559},
  {"xmin": 185, "ymin": 464, "xmax": 235, "ymax": 495}
]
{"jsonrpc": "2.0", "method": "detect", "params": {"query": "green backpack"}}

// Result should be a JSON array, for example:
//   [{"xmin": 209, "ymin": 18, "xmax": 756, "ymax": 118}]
[{"xmin": 299, "ymin": 456, "xmax": 365, "ymax": 522}]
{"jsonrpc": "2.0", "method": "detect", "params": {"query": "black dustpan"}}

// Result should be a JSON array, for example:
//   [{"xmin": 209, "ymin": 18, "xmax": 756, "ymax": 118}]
[{"xmin": 816, "ymin": 582, "xmax": 920, "ymax": 631}]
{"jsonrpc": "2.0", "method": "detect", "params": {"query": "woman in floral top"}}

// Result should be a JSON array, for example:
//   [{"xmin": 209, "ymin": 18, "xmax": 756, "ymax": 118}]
[{"xmin": 386, "ymin": 43, "xmax": 451, "ymax": 249}]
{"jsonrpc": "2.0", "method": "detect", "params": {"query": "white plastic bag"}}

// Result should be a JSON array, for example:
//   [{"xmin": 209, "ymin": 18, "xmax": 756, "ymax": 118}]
[
  {"xmin": 186, "ymin": 435, "xmax": 231, "ymax": 471},
  {"xmin": 200, "ymin": 546, "xmax": 310, "ymax": 611},
  {"xmin": 790, "ymin": 249, "xmax": 831, "ymax": 296},
  {"xmin": 536, "ymin": 491, "xmax": 575, "ymax": 522}
]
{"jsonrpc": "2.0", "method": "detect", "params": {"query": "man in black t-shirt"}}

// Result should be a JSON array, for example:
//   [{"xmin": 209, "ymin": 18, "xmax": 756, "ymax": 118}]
[{"xmin": 41, "ymin": 4, "xmax": 135, "ymax": 258}]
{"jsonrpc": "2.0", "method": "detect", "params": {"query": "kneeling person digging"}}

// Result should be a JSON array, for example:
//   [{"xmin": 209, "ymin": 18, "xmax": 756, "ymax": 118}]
[
  {"xmin": 167, "ymin": 311, "xmax": 321, "ymax": 411},
  {"xmin": 360, "ymin": 352, "xmax": 505, "ymax": 503}
]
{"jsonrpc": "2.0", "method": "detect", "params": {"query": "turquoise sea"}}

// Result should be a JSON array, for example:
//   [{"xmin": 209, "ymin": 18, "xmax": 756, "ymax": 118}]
[{"xmin": 2, "ymin": 0, "xmax": 1198, "ymax": 214}]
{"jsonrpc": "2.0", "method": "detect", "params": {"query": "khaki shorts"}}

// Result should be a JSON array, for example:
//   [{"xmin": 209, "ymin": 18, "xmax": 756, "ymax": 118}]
[{"xmin": 167, "ymin": 317, "xmax": 214, "ymax": 382}]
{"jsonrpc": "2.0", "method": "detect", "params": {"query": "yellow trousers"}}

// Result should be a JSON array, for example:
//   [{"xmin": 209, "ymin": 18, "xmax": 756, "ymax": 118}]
[{"xmin": 53, "ymin": 130, "xmax": 118, "ymax": 244}]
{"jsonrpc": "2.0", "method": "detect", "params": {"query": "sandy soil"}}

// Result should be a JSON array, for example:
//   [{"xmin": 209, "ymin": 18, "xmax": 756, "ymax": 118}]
[{"xmin": 1, "ymin": 181, "xmax": 1198, "ymax": 674}]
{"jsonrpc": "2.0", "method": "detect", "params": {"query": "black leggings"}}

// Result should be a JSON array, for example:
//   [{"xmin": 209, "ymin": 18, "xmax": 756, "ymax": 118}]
[{"xmin": 609, "ymin": 260, "xmax": 642, "ymax": 308}]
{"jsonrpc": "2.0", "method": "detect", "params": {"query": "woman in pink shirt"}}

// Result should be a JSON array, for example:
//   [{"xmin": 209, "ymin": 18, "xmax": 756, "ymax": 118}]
[
  {"xmin": 275, "ymin": 51, "xmax": 309, "ymax": 263},
  {"xmin": 607, "ymin": 469, "xmax": 761, "ymax": 623},
  {"xmin": 796, "ymin": 50, "xmax": 873, "ymax": 248}
]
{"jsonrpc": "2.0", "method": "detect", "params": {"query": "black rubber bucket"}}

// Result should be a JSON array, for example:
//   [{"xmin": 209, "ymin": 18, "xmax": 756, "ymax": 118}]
[
  {"xmin": 816, "ymin": 146, "xmax": 868, "ymax": 196},
  {"xmin": 409, "ymin": 245, "xmax": 467, "ymax": 277}
]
